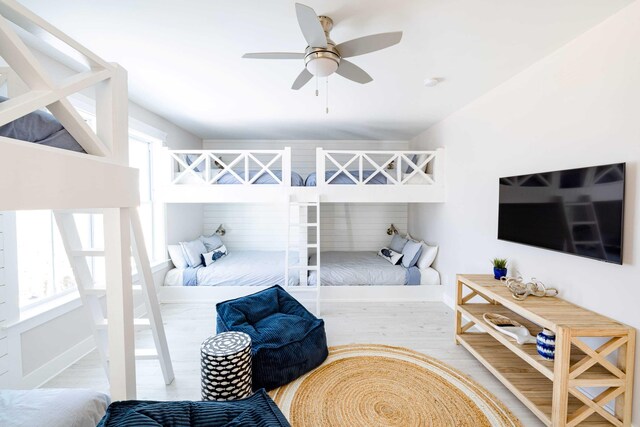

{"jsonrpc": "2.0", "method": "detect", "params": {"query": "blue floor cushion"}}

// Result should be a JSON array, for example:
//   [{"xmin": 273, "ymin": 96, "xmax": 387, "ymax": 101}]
[
  {"xmin": 97, "ymin": 389, "xmax": 290, "ymax": 427},
  {"xmin": 216, "ymin": 285, "xmax": 328, "ymax": 390}
]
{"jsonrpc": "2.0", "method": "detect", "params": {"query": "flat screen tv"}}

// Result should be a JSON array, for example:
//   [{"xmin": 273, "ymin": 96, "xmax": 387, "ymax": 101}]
[{"xmin": 498, "ymin": 163, "xmax": 625, "ymax": 264}]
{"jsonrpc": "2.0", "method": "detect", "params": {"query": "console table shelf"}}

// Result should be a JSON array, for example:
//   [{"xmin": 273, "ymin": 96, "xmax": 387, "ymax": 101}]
[{"xmin": 455, "ymin": 274, "xmax": 635, "ymax": 427}]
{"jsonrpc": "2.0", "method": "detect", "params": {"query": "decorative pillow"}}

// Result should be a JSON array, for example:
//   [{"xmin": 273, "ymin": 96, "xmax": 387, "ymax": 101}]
[
  {"xmin": 167, "ymin": 245, "xmax": 189, "ymax": 269},
  {"xmin": 389, "ymin": 234, "xmax": 408, "ymax": 253},
  {"xmin": 378, "ymin": 247, "xmax": 404, "ymax": 265},
  {"xmin": 417, "ymin": 243, "xmax": 439, "ymax": 269},
  {"xmin": 199, "ymin": 234, "xmax": 223, "ymax": 252},
  {"xmin": 180, "ymin": 239, "xmax": 207, "ymax": 267},
  {"xmin": 202, "ymin": 245, "xmax": 228, "ymax": 267},
  {"xmin": 401, "ymin": 239, "xmax": 423, "ymax": 268}
]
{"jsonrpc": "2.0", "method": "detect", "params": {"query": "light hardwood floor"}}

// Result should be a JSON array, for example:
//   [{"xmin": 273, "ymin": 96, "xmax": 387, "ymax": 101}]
[{"xmin": 44, "ymin": 302, "xmax": 544, "ymax": 426}]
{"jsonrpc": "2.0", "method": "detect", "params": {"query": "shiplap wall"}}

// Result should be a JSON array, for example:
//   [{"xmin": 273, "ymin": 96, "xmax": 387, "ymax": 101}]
[
  {"xmin": 0, "ymin": 213, "xmax": 8, "ymax": 384},
  {"xmin": 201, "ymin": 140, "xmax": 409, "ymax": 252}
]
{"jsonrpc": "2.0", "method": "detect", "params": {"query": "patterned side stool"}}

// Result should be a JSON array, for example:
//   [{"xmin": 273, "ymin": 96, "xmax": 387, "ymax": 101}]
[{"xmin": 200, "ymin": 331, "xmax": 252, "ymax": 401}]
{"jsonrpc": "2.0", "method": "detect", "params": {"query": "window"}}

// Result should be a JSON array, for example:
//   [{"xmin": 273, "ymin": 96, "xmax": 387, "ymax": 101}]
[
  {"xmin": 16, "ymin": 211, "xmax": 103, "ymax": 308},
  {"xmin": 16, "ymin": 117, "xmax": 165, "ymax": 308},
  {"xmin": 129, "ymin": 132, "xmax": 164, "ymax": 262}
]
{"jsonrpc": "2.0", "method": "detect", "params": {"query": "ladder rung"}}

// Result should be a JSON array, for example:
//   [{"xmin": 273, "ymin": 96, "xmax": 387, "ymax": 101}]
[
  {"xmin": 135, "ymin": 348, "xmax": 159, "ymax": 360},
  {"xmin": 288, "ymin": 265, "xmax": 318, "ymax": 270},
  {"xmin": 71, "ymin": 249, "xmax": 105, "ymax": 257},
  {"xmin": 307, "ymin": 244, "xmax": 318, "ymax": 248},
  {"xmin": 54, "ymin": 209, "xmax": 104, "ymax": 214},
  {"xmin": 96, "ymin": 318, "xmax": 151, "ymax": 330},
  {"xmin": 290, "ymin": 223, "xmax": 318, "ymax": 227},
  {"xmin": 290, "ymin": 202, "xmax": 318, "ymax": 206},
  {"xmin": 83, "ymin": 284, "xmax": 143, "ymax": 296}
]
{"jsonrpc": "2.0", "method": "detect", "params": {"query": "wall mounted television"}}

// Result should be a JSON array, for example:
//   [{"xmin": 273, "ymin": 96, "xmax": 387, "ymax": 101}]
[{"xmin": 498, "ymin": 163, "xmax": 625, "ymax": 264}]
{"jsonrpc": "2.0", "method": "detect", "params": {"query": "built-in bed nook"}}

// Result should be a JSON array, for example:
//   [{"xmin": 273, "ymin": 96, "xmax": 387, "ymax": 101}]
[{"xmin": 158, "ymin": 145, "xmax": 445, "ymax": 308}]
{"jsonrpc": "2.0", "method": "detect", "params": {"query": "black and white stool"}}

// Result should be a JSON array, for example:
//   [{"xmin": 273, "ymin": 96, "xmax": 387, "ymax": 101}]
[{"xmin": 200, "ymin": 331, "xmax": 252, "ymax": 401}]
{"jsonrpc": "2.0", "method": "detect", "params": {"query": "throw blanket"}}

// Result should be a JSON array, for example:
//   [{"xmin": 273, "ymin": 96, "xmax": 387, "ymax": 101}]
[
  {"xmin": 305, "ymin": 170, "xmax": 387, "ymax": 186},
  {"xmin": 98, "ymin": 389, "xmax": 290, "ymax": 427}
]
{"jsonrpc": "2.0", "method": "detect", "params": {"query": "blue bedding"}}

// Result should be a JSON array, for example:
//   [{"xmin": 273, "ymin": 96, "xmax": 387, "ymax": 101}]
[
  {"xmin": 97, "ymin": 389, "xmax": 290, "ymax": 427},
  {"xmin": 0, "ymin": 96, "xmax": 85, "ymax": 152},
  {"xmin": 216, "ymin": 170, "xmax": 305, "ymax": 186},
  {"xmin": 305, "ymin": 170, "xmax": 387, "ymax": 186}
]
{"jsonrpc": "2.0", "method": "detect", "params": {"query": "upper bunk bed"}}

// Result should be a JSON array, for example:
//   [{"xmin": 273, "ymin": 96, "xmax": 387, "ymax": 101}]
[
  {"xmin": 158, "ymin": 146, "xmax": 445, "ymax": 203},
  {"xmin": 0, "ymin": 0, "xmax": 138, "ymax": 211}
]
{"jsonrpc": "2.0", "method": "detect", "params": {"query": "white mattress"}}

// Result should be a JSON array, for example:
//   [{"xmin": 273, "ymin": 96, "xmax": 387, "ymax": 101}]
[
  {"xmin": 0, "ymin": 388, "xmax": 109, "ymax": 427},
  {"xmin": 308, "ymin": 251, "xmax": 407, "ymax": 286},
  {"xmin": 164, "ymin": 250, "xmax": 299, "ymax": 287}
]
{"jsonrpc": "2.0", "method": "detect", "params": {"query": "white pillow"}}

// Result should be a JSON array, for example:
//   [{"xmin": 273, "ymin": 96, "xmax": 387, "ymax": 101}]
[
  {"xmin": 168, "ymin": 245, "xmax": 188, "ymax": 269},
  {"xmin": 180, "ymin": 239, "xmax": 207, "ymax": 267},
  {"xmin": 201, "ymin": 245, "xmax": 228, "ymax": 267},
  {"xmin": 416, "ymin": 242, "xmax": 438, "ymax": 269},
  {"xmin": 377, "ymin": 247, "xmax": 404, "ymax": 265}
]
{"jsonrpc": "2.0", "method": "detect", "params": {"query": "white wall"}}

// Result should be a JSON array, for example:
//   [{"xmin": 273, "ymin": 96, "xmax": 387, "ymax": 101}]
[
  {"xmin": 408, "ymin": 1, "xmax": 640, "ymax": 421},
  {"xmin": 201, "ymin": 140, "xmax": 409, "ymax": 252}
]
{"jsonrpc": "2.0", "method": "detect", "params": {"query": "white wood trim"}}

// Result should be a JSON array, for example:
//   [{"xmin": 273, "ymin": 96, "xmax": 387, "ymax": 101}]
[
  {"xmin": 159, "ymin": 147, "xmax": 445, "ymax": 204},
  {"xmin": 104, "ymin": 208, "xmax": 136, "ymax": 400},
  {"xmin": 0, "ymin": 137, "xmax": 139, "ymax": 210},
  {"xmin": 159, "ymin": 285, "xmax": 443, "ymax": 304},
  {"xmin": 0, "ymin": 0, "xmax": 113, "ymax": 71}
]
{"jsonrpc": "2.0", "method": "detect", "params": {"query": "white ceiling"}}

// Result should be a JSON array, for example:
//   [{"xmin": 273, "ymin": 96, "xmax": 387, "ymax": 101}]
[{"xmin": 19, "ymin": 0, "xmax": 633, "ymax": 140}]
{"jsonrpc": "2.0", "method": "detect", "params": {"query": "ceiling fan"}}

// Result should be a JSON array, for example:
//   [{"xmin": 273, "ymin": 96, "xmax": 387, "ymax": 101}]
[{"xmin": 242, "ymin": 3, "xmax": 403, "ymax": 90}]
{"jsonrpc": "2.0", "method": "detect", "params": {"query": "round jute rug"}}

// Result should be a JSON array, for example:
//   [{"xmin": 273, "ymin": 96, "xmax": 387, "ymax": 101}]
[{"xmin": 270, "ymin": 344, "xmax": 521, "ymax": 427}]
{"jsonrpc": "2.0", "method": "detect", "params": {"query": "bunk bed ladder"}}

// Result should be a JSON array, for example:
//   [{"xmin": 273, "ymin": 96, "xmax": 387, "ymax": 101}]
[
  {"xmin": 285, "ymin": 196, "xmax": 321, "ymax": 315},
  {"xmin": 53, "ymin": 209, "xmax": 175, "ymax": 385}
]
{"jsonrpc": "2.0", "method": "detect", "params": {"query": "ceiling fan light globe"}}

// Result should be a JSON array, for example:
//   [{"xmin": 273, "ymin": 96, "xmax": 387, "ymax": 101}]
[{"xmin": 306, "ymin": 57, "xmax": 339, "ymax": 77}]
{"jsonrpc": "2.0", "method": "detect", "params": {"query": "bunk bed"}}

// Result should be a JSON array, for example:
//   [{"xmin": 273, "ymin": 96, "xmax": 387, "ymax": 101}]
[
  {"xmin": 158, "ymin": 146, "xmax": 445, "ymax": 305},
  {"xmin": 160, "ymin": 147, "xmax": 445, "ymax": 203},
  {"xmin": 0, "ymin": 0, "xmax": 165, "ymax": 406}
]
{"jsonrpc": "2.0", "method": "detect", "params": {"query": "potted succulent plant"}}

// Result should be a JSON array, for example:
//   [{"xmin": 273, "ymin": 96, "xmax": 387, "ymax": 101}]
[{"xmin": 491, "ymin": 258, "xmax": 508, "ymax": 280}]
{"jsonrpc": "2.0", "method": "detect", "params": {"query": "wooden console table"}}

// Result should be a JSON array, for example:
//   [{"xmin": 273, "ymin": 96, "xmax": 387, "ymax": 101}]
[{"xmin": 455, "ymin": 274, "xmax": 635, "ymax": 426}]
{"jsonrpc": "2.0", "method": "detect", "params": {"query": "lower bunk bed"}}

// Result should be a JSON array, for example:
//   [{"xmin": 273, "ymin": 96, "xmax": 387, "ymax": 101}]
[{"xmin": 161, "ymin": 243, "xmax": 441, "ymax": 304}]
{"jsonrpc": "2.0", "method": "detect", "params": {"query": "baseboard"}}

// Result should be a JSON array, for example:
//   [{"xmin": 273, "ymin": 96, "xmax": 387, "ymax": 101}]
[
  {"xmin": 18, "ymin": 336, "xmax": 96, "ymax": 389},
  {"xmin": 442, "ymin": 293, "xmax": 455, "ymax": 309},
  {"xmin": 159, "ymin": 285, "xmax": 443, "ymax": 304}
]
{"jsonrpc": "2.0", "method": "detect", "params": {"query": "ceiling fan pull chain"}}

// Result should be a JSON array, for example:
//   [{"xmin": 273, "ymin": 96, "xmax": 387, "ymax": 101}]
[
  {"xmin": 326, "ymin": 77, "xmax": 329, "ymax": 114},
  {"xmin": 315, "ymin": 75, "xmax": 319, "ymax": 97}
]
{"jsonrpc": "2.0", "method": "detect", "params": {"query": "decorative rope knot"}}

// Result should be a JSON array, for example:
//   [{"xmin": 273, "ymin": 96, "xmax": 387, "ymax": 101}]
[{"xmin": 500, "ymin": 275, "xmax": 558, "ymax": 300}]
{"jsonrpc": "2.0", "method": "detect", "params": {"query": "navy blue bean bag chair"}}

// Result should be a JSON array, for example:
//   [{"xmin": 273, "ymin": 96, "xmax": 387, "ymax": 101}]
[
  {"xmin": 216, "ymin": 285, "xmax": 328, "ymax": 391},
  {"xmin": 97, "ymin": 389, "xmax": 290, "ymax": 426}
]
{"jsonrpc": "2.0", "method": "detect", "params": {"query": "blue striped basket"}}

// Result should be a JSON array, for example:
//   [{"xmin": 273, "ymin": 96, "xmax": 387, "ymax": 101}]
[{"xmin": 536, "ymin": 329, "xmax": 556, "ymax": 360}]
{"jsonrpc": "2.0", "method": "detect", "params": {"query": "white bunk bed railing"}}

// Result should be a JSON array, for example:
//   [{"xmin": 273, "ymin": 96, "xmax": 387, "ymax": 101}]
[
  {"xmin": 316, "ymin": 147, "xmax": 445, "ymax": 186},
  {"xmin": 165, "ymin": 147, "xmax": 292, "ymax": 186}
]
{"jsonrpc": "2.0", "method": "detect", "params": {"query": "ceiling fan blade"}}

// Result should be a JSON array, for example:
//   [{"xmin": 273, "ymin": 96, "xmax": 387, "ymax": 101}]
[
  {"xmin": 295, "ymin": 3, "xmax": 327, "ymax": 48},
  {"xmin": 243, "ymin": 52, "xmax": 305, "ymax": 60},
  {"xmin": 336, "ymin": 31, "xmax": 403, "ymax": 58},
  {"xmin": 292, "ymin": 68, "xmax": 313, "ymax": 90},
  {"xmin": 336, "ymin": 60, "xmax": 373, "ymax": 84}
]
